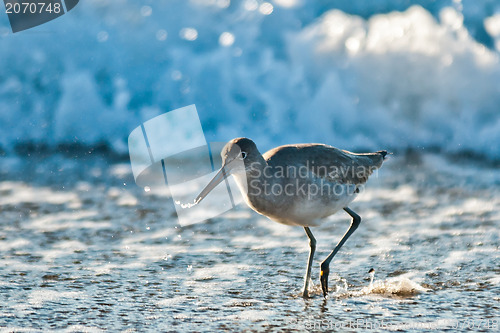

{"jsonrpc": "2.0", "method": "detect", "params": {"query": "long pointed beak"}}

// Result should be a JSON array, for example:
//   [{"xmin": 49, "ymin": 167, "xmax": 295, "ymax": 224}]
[{"xmin": 194, "ymin": 165, "xmax": 230, "ymax": 204}]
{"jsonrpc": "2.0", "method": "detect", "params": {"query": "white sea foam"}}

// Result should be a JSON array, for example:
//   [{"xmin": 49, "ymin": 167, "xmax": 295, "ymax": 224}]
[{"xmin": 0, "ymin": 2, "xmax": 499, "ymax": 158}]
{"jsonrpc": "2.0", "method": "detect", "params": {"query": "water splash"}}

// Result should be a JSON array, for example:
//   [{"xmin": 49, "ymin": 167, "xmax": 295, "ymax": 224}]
[
  {"xmin": 368, "ymin": 268, "xmax": 375, "ymax": 287},
  {"xmin": 335, "ymin": 278, "xmax": 349, "ymax": 294},
  {"xmin": 359, "ymin": 272, "xmax": 429, "ymax": 297},
  {"xmin": 318, "ymin": 270, "xmax": 429, "ymax": 299},
  {"xmin": 174, "ymin": 200, "xmax": 199, "ymax": 209}
]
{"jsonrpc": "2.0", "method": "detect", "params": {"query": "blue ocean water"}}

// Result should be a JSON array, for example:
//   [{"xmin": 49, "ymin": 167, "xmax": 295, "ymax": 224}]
[{"xmin": 0, "ymin": 0, "xmax": 499, "ymax": 157}]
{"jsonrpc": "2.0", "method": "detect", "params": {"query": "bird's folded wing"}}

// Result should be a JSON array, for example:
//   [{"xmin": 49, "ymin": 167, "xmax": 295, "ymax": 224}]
[{"xmin": 264, "ymin": 144, "xmax": 384, "ymax": 185}]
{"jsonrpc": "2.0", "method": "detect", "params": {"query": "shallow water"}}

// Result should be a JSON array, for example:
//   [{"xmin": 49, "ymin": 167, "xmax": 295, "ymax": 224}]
[{"xmin": 0, "ymin": 153, "xmax": 499, "ymax": 332}]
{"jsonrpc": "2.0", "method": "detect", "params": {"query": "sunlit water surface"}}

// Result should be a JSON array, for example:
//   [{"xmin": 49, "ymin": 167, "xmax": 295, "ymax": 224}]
[{"xmin": 0, "ymin": 153, "xmax": 499, "ymax": 331}]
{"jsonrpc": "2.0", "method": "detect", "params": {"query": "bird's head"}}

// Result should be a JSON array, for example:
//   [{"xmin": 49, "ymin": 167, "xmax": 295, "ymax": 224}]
[{"xmin": 194, "ymin": 137, "xmax": 261, "ymax": 204}]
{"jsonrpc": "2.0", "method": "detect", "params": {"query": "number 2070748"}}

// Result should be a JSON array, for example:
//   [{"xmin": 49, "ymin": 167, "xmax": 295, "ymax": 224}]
[{"xmin": 5, "ymin": 2, "xmax": 62, "ymax": 14}]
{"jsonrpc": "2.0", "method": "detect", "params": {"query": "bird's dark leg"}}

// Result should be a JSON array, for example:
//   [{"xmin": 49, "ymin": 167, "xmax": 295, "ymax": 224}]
[
  {"xmin": 302, "ymin": 227, "xmax": 316, "ymax": 298},
  {"xmin": 320, "ymin": 207, "xmax": 361, "ymax": 297}
]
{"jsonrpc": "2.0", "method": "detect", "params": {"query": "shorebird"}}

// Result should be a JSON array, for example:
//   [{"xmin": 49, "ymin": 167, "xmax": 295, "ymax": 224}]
[{"xmin": 194, "ymin": 138, "xmax": 387, "ymax": 298}]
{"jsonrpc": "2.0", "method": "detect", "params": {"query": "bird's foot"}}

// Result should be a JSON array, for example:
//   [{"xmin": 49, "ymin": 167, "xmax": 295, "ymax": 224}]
[{"xmin": 320, "ymin": 266, "xmax": 329, "ymax": 297}]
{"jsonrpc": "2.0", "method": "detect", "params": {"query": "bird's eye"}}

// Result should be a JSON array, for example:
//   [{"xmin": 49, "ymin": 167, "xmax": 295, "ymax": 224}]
[{"xmin": 241, "ymin": 152, "xmax": 247, "ymax": 159}]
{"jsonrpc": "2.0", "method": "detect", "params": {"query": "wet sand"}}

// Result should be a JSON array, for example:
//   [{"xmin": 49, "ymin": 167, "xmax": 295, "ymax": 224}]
[{"xmin": 0, "ymin": 153, "xmax": 499, "ymax": 331}]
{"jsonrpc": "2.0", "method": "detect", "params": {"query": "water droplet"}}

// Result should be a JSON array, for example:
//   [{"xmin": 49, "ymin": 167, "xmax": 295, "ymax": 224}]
[
  {"xmin": 171, "ymin": 70, "xmax": 182, "ymax": 80},
  {"xmin": 97, "ymin": 31, "xmax": 109, "ymax": 42},
  {"xmin": 141, "ymin": 5, "xmax": 152, "ymax": 17},
  {"xmin": 244, "ymin": 0, "xmax": 258, "ymax": 11},
  {"xmin": 217, "ymin": 0, "xmax": 230, "ymax": 8},
  {"xmin": 180, "ymin": 28, "xmax": 198, "ymax": 41},
  {"xmin": 219, "ymin": 32, "xmax": 235, "ymax": 47},
  {"xmin": 259, "ymin": 2, "xmax": 273, "ymax": 15},
  {"xmin": 156, "ymin": 29, "xmax": 168, "ymax": 41}
]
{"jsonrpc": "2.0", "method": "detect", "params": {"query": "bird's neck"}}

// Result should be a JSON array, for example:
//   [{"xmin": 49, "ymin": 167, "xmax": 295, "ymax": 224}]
[{"xmin": 231, "ymin": 159, "xmax": 269, "ymax": 201}]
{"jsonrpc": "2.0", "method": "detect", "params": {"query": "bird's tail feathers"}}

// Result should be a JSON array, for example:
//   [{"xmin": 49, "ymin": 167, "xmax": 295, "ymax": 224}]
[{"xmin": 376, "ymin": 150, "xmax": 392, "ymax": 160}]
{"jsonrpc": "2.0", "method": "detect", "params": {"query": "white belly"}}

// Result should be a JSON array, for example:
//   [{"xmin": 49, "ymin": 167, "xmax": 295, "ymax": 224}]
[
  {"xmin": 231, "ymin": 173, "xmax": 358, "ymax": 227},
  {"xmin": 280, "ymin": 189, "xmax": 357, "ymax": 227}
]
